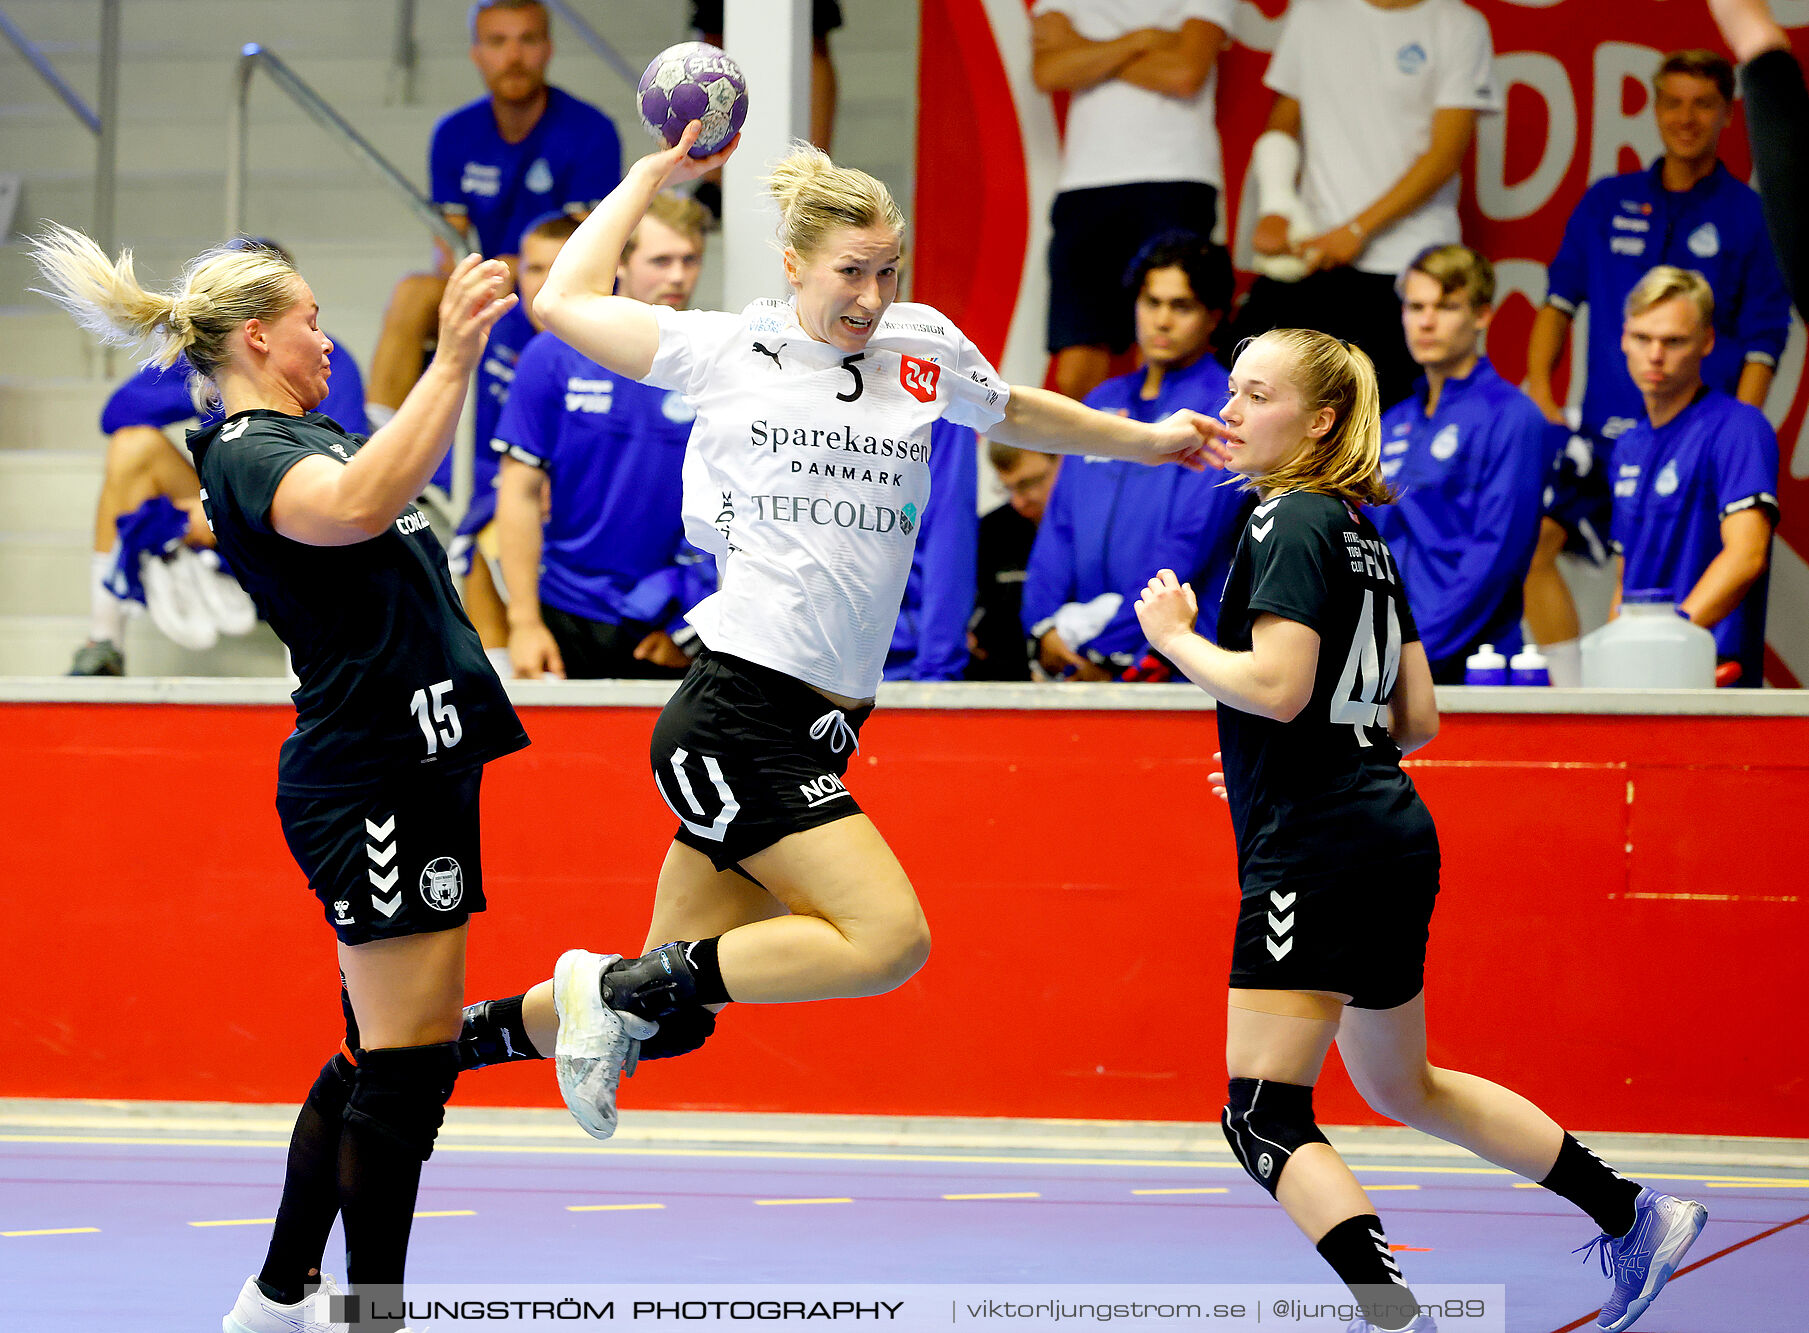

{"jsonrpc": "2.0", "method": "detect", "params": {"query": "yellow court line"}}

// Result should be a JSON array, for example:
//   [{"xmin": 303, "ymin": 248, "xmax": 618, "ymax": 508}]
[
  {"xmin": 1132, "ymin": 1188, "xmax": 1229, "ymax": 1195},
  {"xmin": 1363, "ymin": 1185, "xmax": 1421, "ymax": 1191},
  {"xmin": 943, "ymin": 1192, "xmax": 1041, "ymax": 1201},
  {"xmin": 188, "ymin": 1218, "xmax": 277, "ymax": 1228},
  {"xmin": 754, "ymin": 1197, "xmax": 853, "ymax": 1206},
  {"xmin": 413, "ymin": 1210, "xmax": 476, "ymax": 1218},
  {"xmin": 3, "ymin": 1135, "xmax": 1798, "ymax": 1188},
  {"xmin": 3, "ymin": 1227, "xmax": 100, "ymax": 1237},
  {"xmin": 567, "ymin": 1203, "xmax": 665, "ymax": 1212},
  {"xmin": 1704, "ymin": 1179, "xmax": 1809, "ymax": 1188}
]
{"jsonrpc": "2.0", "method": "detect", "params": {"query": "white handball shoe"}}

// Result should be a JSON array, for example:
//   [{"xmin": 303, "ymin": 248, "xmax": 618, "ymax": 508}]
[
  {"xmin": 221, "ymin": 1273, "xmax": 346, "ymax": 1333},
  {"xmin": 553, "ymin": 949, "xmax": 657, "ymax": 1140}
]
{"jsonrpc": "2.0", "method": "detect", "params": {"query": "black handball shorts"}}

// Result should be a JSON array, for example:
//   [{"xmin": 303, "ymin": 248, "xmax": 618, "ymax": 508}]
[
  {"xmin": 277, "ymin": 767, "xmax": 487, "ymax": 946},
  {"xmin": 651, "ymin": 648, "xmax": 872, "ymax": 871},
  {"xmin": 1229, "ymin": 853, "xmax": 1440, "ymax": 1010}
]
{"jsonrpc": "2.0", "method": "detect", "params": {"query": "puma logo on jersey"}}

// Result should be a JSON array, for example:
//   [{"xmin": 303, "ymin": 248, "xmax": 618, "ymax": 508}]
[
  {"xmin": 220, "ymin": 418, "xmax": 251, "ymax": 442},
  {"xmin": 752, "ymin": 341, "xmax": 785, "ymax": 369}
]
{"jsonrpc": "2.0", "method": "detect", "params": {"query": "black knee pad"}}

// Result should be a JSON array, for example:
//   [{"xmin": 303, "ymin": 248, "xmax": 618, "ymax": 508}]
[
  {"xmin": 305, "ymin": 1050, "xmax": 357, "ymax": 1117},
  {"xmin": 637, "ymin": 1005, "xmax": 717, "ymax": 1061},
  {"xmin": 602, "ymin": 943, "xmax": 699, "ymax": 1022},
  {"xmin": 343, "ymin": 1042, "xmax": 460, "ymax": 1162},
  {"xmin": 1221, "ymin": 1077, "xmax": 1328, "ymax": 1197}
]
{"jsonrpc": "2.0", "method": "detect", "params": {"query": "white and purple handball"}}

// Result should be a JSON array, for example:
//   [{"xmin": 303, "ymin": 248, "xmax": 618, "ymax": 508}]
[{"xmin": 637, "ymin": 42, "xmax": 749, "ymax": 158}]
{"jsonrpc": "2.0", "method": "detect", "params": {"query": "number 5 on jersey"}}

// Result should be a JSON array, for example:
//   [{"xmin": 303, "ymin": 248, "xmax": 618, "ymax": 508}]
[
  {"xmin": 1331, "ymin": 590, "xmax": 1401, "ymax": 742},
  {"xmin": 410, "ymin": 680, "xmax": 463, "ymax": 756}
]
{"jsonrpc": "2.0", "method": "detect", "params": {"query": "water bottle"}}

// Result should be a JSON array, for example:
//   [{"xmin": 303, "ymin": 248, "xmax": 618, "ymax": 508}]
[
  {"xmin": 1509, "ymin": 641, "xmax": 1549, "ymax": 687},
  {"xmin": 1463, "ymin": 643, "xmax": 1508, "ymax": 685},
  {"xmin": 1581, "ymin": 592, "xmax": 1716, "ymax": 688}
]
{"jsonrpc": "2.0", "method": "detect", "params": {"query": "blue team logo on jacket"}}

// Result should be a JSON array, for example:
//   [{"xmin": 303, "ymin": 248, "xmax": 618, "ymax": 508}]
[
  {"xmin": 525, "ymin": 157, "xmax": 553, "ymax": 194},
  {"xmin": 1687, "ymin": 222, "xmax": 1721, "ymax": 258},
  {"xmin": 1397, "ymin": 42, "xmax": 1427, "ymax": 75},
  {"xmin": 1655, "ymin": 460, "xmax": 1680, "ymax": 497},
  {"xmin": 1430, "ymin": 424, "xmax": 1460, "ymax": 461},
  {"xmin": 661, "ymin": 391, "xmax": 696, "ymax": 424}
]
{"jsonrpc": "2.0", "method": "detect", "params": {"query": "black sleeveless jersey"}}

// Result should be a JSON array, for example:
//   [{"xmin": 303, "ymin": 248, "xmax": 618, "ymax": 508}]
[
  {"xmin": 1214, "ymin": 489, "xmax": 1436, "ymax": 886},
  {"xmin": 190, "ymin": 409, "xmax": 528, "ymax": 795}
]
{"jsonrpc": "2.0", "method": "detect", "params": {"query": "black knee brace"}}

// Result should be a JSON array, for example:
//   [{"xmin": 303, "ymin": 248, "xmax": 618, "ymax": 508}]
[
  {"xmin": 343, "ymin": 1042, "xmax": 460, "ymax": 1162},
  {"xmin": 1221, "ymin": 1077, "xmax": 1329, "ymax": 1197},
  {"xmin": 602, "ymin": 942, "xmax": 700, "ymax": 1023},
  {"xmin": 637, "ymin": 1005, "xmax": 717, "ymax": 1061}
]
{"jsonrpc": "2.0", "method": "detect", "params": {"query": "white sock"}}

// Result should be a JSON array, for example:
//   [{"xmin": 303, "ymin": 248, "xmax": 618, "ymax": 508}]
[
  {"xmin": 1543, "ymin": 638, "xmax": 1581, "ymax": 687},
  {"xmin": 90, "ymin": 552, "xmax": 126, "ymax": 643},
  {"xmin": 485, "ymin": 645, "xmax": 514, "ymax": 678},
  {"xmin": 364, "ymin": 402, "xmax": 397, "ymax": 430}
]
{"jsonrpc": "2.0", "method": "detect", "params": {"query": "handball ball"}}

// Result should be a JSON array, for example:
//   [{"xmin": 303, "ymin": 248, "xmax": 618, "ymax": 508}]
[{"xmin": 638, "ymin": 42, "xmax": 749, "ymax": 158}]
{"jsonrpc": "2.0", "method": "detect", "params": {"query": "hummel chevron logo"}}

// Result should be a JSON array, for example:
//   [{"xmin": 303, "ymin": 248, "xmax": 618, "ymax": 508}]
[
  {"xmin": 1269, "ymin": 890, "xmax": 1295, "ymax": 911},
  {"xmin": 1252, "ymin": 518, "xmax": 1275, "ymax": 543},
  {"xmin": 220, "ymin": 418, "xmax": 251, "ymax": 442},
  {"xmin": 368, "ymin": 867, "xmax": 398, "ymax": 892},
  {"xmin": 1267, "ymin": 912, "xmax": 1295, "ymax": 935},
  {"xmin": 1266, "ymin": 937, "xmax": 1294, "ymax": 960},
  {"xmin": 366, "ymin": 842, "xmax": 397, "ymax": 867},
  {"xmin": 365, "ymin": 816, "xmax": 395, "ymax": 840},
  {"xmin": 372, "ymin": 892, "xmax": 402, "ymax": 918},
  {"xmin": 1253, "ymin": 498, "xmax": 1282, "ymax": 517}
]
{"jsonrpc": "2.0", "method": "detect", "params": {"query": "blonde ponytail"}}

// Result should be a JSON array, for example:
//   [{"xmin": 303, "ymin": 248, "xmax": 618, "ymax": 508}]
[
  {"xmin": 764, "ymin": 142, "xmax": 904, "ymax": 261},
  {"xmin": 30, "ymin": 221, "xmax": 300, "ymax": 409}
]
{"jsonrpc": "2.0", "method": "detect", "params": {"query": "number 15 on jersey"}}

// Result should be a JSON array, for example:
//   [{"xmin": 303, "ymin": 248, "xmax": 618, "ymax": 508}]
[{"xmin": 410, "ymin": 680, "xmax": 464, "ymax": 757}]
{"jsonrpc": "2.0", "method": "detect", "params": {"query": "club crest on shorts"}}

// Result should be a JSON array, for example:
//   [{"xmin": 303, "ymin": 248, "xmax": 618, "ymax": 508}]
[
  {"xmin": 899, "ymin": 354, "xmax": 940, "ymax": 404},
  {"xmin": 420, "ymin": 857, "xmax": 464, "ymax": 911}
]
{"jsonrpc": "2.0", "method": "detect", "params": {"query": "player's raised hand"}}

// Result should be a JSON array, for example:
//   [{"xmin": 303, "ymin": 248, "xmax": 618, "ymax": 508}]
[
  {"xmin": 1207, "ymin": 750, "xmax": 1229, "ymax": 803},
  {"xmin": 1144, "ymin": 409, "xmax": 1234, "ymax": 471},
  {"xmin": 435, "ymin": 254, "xmax": 518, "ymax": 373},
  {"xmin": 640, "ymin": 122, "xmax": 741, "ymax": 190},
  {"xmin": 1134, "ymin": 568, "xmax": 1199, "ymax": 653}
]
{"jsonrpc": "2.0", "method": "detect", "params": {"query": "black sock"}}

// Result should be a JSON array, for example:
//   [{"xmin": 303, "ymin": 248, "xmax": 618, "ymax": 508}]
[
  {"xmin": 1539, "ymin": 1132, "xmax": 1641, "ymax": 1237},
  {"xmin": 336, "ymin": 1109, "xmax": 423, "ymax": 1333},
  {"xmin": 256, "ymin": 1053, "xmax": 353, "ymax": 1305},
  {"xmin": 458, "ymin": 994, "xmax": 541, "ymax": 1070},
  {"xmin": 1316, "ymin": 1214, "xmax": 1420, "ymax": 1331},
  {"xmin": 678, "ymin": 938, "xmax": 731, "ymax": 1007}
]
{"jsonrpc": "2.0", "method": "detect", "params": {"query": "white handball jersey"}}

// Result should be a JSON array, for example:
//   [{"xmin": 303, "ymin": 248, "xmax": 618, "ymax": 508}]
[
  {"xmin": 645, "ymin": 298, "xmax": 1009, "ymax": 699},
  {"xmin": 1033, "ymin": 0, "xmax": 1236, "ymax": 193},
  {"xmin": 1264, "ymin": 0, "xmax": 1499, "ymax": 277}
]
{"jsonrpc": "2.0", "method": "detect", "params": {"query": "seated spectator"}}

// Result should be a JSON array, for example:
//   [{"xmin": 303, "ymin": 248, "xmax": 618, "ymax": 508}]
[
  {"xmin": 967, "ymin": 442, "xmax": 1059, "ymax": 681},
  {"xmin": 1610, "ymin": 266, "xmax": 1778, "ymax": 687},
  {"xmin": 1523, "ymin": 48, "xmax": 1789, "ymax": 681},
  {"xmin": 1031, "ymin": 0, "xmax": 1233, "ymax": 400},
  {"xmin": 1372, "ymin": 245, "xmax": 1558, "ymax": 683},
  {"xmin": 1236, "ymin": 0, "xmax": 1500, "ymax": 409},
  {"xmin": 885, "ymin": 418, "xmax": 979, "ymax": 681},
  {"xmin": 69, "ymin": 236, "xmax": 366, "ymax": 676},
  {"xmin": 364, "ymin": 0, "xmax": 619, "ymax": 427},
  {"xmin": 1023, "ymin": 233, "xmax": 1247, "ymax": 678},
  {"xmin": 446, "ymin": 211, "xmax": 579, "ymax": 670},
  {"xmin": 497, "ymin": 194, "xmax": 712, "ymax": 679}
]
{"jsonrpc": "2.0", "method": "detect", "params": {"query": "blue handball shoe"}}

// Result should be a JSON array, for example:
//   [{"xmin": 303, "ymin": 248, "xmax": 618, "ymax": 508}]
[{"xmin": 1576, "ymin": 1187, "xmax": 1709, "ymax": 1331}]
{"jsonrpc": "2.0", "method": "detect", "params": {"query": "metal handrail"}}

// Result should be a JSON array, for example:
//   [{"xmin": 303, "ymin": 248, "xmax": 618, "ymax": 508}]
[
  {"xmin": 226, "ymin": 42, "xmax": 481, "ymax": 515},
  {"xmin": 0, "ymin": 0, "xmax": 119, "ymax": 255},
  {"xmin": 541, "ymin": 0, "xmax": 639, "ymax": 89}
]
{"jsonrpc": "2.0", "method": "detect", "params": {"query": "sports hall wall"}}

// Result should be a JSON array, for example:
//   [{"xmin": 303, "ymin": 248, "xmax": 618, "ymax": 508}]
[
  {"xmin": 916, "ymin": 0, "xmax": 1809, "ymax": 685},
  {"xmin": 5, "ymin": 693, "xmax": 1806, "ymax": 1139}
]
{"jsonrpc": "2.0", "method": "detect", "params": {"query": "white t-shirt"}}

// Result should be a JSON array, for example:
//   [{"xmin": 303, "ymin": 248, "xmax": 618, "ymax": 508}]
[
  {"xmin": 1033, "ymin": 0, "xmax": 1236, "ymax": 192},
  {"xmin": 645, "ymin": 298, "xmax": 1009, "ymax": 700},
  {"xmin": 1264, "ymin": 0, "xmax": 1500, "ymax": 276}
]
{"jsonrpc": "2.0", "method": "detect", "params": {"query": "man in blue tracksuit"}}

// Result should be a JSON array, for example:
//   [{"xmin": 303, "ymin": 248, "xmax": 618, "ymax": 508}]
[
  {"xmin": 1611, "ymin": 267, "xmax": 1779, "ymax": 687},
  {"xmin": 884, "ymin": 418, "xmax": 978, "ymax": 681},
  {"xmin": 1374, "ymin": 244, "xmax": 1560, "ymax": 683},
  {"xmin": 497, "ymin": 194, "xmax": 712, "ymax": 679},
  {"xmin": 68, "ymin": 236, "xmax": 366, "ymax": 676},
  {"xmin": 1023, "ymin": 233, "xmax": 1248, "ymax": 679},
  {"xmin": 1522, "ymin": 48, "xmax": 1789, "ymax": 678}
]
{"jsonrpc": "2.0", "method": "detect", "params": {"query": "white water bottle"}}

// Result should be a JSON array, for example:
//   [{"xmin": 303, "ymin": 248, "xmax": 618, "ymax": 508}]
[
  {"xmin": 1464, "ymin": 643, "xmax": 1508, "ymax": 685},
  {"xmin": 1509, "ymin": 641, "xmax": 1549, "ymax": 686}
]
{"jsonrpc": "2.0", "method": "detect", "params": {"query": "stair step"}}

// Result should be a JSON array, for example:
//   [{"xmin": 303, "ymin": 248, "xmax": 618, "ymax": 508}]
[
  {"xmin": 0, "ymin": 612, "xmax": 289, "ymax": 678},
  {"xmin": 0, "ymin": 449, "xmax": 105, "ymax": 532}
]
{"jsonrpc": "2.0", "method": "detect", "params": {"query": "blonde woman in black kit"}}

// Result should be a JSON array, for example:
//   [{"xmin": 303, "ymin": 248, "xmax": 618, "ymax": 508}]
[{"xmin": 32, "ymin": 224, "xmax": 525, "ymax": 1333}]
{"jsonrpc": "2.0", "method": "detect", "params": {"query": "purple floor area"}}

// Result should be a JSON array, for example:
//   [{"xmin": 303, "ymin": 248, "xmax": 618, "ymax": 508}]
[{"xmin": 4, "ymin": 1122, "xmax": 1803, "ymax": 1332}]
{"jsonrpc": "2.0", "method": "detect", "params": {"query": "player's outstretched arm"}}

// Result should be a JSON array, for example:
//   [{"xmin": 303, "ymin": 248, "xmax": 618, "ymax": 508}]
[
  {"xmin": 1135, "ymin": 573, "xmax": 1318, "ymax": 720},
  {"xmin": 536, "ymin": 122, "xmax": 736, "ymax": 380},
  {"xmin": 992, "ymin": 384, "xmax": 1229, "ymax": 469},
  {"xmin": 272, "ymin": 256, "xmax": 514, "ymax": 546}
]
